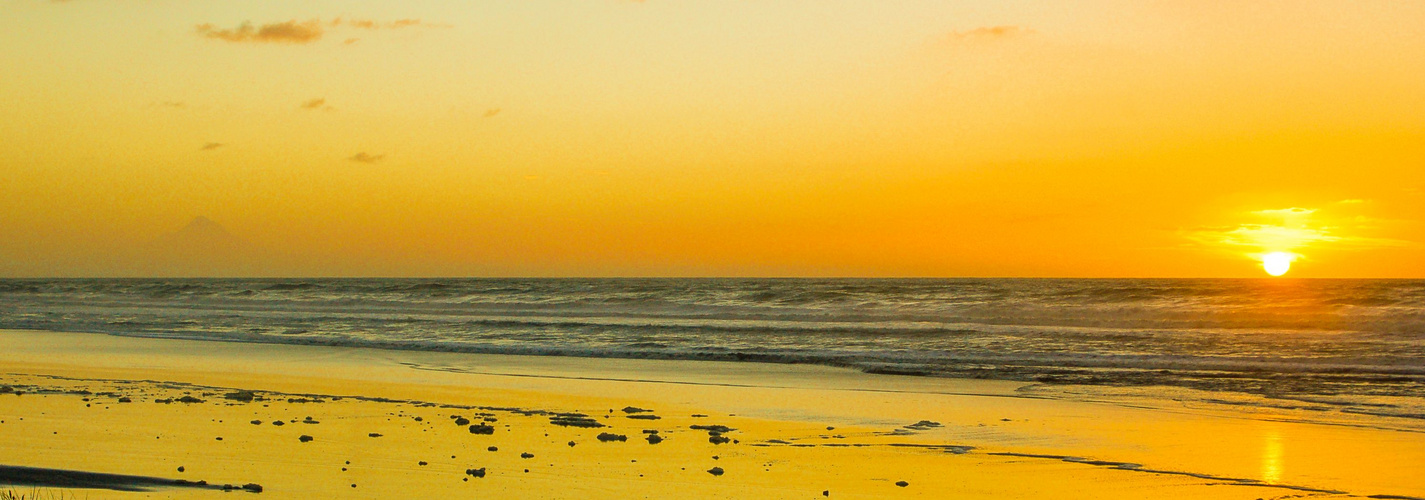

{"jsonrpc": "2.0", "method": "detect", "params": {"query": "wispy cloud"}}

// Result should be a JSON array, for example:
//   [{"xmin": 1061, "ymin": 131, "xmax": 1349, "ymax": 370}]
[
  {"xmin": 300, "ymin": 98, "xmax": 334, "ymax": 111},
  {"xmin": 159, "ymin": 101, "xmax": 186, "ymax": 109},
  {"xmin": 347, "ymin": 152, "xmax": 385, "ymax": 164},
  {"xmin": 195, "ymin": 18, "xmax": 445, "ymax": 45},
  {"xmin": 196, "ymin": 20, "xmax": 325, "ymax": 44},
  {"xmin": 940, "ymin": 25, "xmax": 1034, "ymax": 42},
  {"xmin": 1186, "ymin": 205, "xmax": 1416, "ymax": 260},
  {"xmin": 483, "ymin": 108, "xmax": 502, "ymax": 118},
  {"xmin": 200, "ymin": 142, "xmax": 224, "ymax": 151}
]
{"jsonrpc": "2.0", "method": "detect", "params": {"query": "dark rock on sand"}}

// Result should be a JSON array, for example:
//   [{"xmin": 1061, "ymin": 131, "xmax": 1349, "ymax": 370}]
[
  {"xmin": 549, "ymin": 415, "xmax": 604, "ymax": 428},
  {"xmin": 117, "ymin": 397, "xmax": 132, "ymax": 403},
  {"xmin": 709, "ymin": 435, "xmax": 731, "ymax": 445},
  {"xmin": 627, "ymin": 414, "xmax": 661, "ymax": 420},
  {"xmin": 823, "ymin": 490, "xmax": 829, "ymax": 496},
  {"xmin": 250, "ymin": 420, "xmax": 262, "ymax": 425},
  {"xmin": 272, "ymin": 421, "xmax": 285, "ymax": 426},
  {"xmin": 242, "ymin": 483, "xmax": 262, "ymax": 493},
  {"xmin": 904, "ymin": 420, "xmax": 941, "ymax": 430},
  {"xmin": 413, "ymin": 416, "xmax": 423, "ymax": 422},
  {"xmin": 465, "ymin": 468, "xmax": 485, "ymax": 478},
  {"xmin": 418, "ymin": 461, "xmax": 427, "ymax": 466},
  {"xmin": 621, "ymin": 406, "xmax": 652, "ymax": 414},
  {"xmin": 299, "ymin": 435, "xmax": 313, "ymax": 442},
  {"xmin": 222, "ymin": 391, "xmax": 256, "ymax": 402},
  {"xmin": 707, "ymin": 467, "xmax": 724, "ymax": 476},
  {"xmin": 690, "ymin": 424, "xmax": 735, "ymax": 433},
  {"xmin": 596, "ymin": 433, "xmax": 628, "ymax": 442},
  {"xmin": 177, "ymin": 467, "xmax": 184, "ymax": 473},
  {"xmin": 487, "ymin": 446, "xmax": 498, "ymax": 452},
  {"xmin": 176, "ymin": 396, "xmax": 204, "ymax": 404},
  {"xmin": 568, "ymin": 441, "xmax": 577, "ymax": 447},
  {"xmin": 520, "ymin": 453, "xmax": 534, "ymax": 459},
  {"xmin": 368, "ymin": 433, "xmax": 382, "ymax": 437},
  {"xmin": 454, "ymin": 417, "xmax": 471, "ymax": 425},
  {"xmin": 646, "ymin": 434, "xmax": 664, "ymax": 444},
  {"xmin": 895, "ymin": 481, "xmax": 909, "ymax": 487},
  {"xmin": 303, "ymin": 417, "xmax": 319, "ymax": 424},
  {"xmin": 468, "ymin": 424, "xmax": 496, "ymax": 435},
  {"xmin": 0, "ymin": 386, "xmax": 11, "ymax": 394}
]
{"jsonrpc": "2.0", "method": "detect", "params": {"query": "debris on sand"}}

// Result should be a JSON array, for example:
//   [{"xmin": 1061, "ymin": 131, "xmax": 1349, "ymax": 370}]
[
  {"xmin": 596, "ymin": 433, "xmax": 628, "ymax": 442},
  {"xmin": 468, "ymin": 424, "xmax": 495, "ymax": 435},
  {"xmin": 707, "ymin": 467, "xmax": 724, "ymax": 476}
]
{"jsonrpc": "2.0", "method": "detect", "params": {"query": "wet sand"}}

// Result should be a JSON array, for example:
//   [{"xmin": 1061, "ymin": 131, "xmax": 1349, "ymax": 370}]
[{"xmin": 1, "ymin": 329, "xmax": 1422, "ymax": 499}]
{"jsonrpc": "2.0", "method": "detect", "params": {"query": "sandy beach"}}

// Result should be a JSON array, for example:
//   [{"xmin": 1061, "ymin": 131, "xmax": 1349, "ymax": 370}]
[{"xmin": 0, "ymin": 329, "xmax": 1420, "ymax": 499}]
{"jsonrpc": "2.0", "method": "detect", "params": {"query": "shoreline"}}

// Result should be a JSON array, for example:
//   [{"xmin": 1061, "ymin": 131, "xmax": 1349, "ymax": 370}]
[{"xmin": 2, "ymin": 329, "xmax": 1423, "ymax": 498}]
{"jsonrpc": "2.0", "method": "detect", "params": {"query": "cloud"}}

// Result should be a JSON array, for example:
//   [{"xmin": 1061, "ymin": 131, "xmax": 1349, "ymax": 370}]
[
  {"xmin": 159, "ymin": 101, "xmax": 186, "ymax": 109},
  {"xmin": 347, "ymin": 152, "xmax": 385, "ymax": 164},
  {"xmin": 1185, "ymin": 206, "xmax": 1416, "ymax": 258},
  {"xmin": 940, "ymin": 25, "xmax": 1034, "ymax": 42},
  {"xmin": 331, "ymin": 18, "xmax": 449, "ymax": 30},
  {"xmin": 200, "ymin": 142, "xmax": 224, "ymax": 151},
  {"xmin": 484, "ymin": 108, "xmax": 502, "ymax": 118},
  {"xmin": 299, "ymin": 98, "xmax": 334, "ymax": 111},
  {"xmin": 195, "ymin": 20, "xmax": 325, "ymax": 44}
]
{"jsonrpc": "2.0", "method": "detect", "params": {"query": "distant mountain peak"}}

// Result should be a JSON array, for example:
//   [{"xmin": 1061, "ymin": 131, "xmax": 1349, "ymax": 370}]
[{"xmin": 176, "ymin": 216, "xmax": 230, "ymax": 237}]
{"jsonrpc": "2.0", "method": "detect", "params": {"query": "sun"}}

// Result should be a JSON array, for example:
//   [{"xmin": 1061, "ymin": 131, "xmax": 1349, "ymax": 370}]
[{"xmin": 1261, "ymin": 252, "xmax": 1294, "ymax": 276}]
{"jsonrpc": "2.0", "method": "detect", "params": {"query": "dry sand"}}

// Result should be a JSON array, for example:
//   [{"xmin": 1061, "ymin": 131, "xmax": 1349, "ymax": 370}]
[{"xmin": 0, "ymin": 329, "xmax": 1421, "ymax": 499}]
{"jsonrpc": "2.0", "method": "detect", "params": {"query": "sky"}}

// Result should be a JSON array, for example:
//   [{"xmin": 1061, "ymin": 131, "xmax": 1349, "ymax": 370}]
[{"xmin": 1, "ymin": 0, "xmax": 1423, "ymax": 278}]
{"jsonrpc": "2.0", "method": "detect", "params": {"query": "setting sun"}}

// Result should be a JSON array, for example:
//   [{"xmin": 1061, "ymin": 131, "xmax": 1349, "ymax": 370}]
[{"xmin": 1262, "ymin": 252, "xmax": 1294, "ymax": 276}]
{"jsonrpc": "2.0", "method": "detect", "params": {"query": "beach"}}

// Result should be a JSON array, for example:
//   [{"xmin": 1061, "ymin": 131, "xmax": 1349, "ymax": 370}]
[{"xmin": 2, "ymin": 329, "xmax": 1421, "ymax": 499}]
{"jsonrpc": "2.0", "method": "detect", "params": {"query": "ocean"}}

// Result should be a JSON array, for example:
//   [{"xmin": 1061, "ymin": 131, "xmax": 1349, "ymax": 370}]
[{"xmin": 1, "ymin": 278, "xmax": 1422, "ymax": 405}]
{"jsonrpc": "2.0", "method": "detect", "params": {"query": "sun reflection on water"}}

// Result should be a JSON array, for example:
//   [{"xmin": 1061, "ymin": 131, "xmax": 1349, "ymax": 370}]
[{"xmin": 1262, "ymin": 427, "xmax": 1284, "ymax": 484}]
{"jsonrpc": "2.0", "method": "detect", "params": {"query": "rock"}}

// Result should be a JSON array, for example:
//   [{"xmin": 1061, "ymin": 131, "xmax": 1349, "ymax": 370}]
[
  {"xmin": 465, "ymin": 468, "xmax": 486, "ymax": 478},
  {"xmin": 627, "ymin": 414, "xmax": 661, "ymax": 420},
  {"xmin": 176, "ymin": 396, "xmax": 204, "ymax": 404},
  {"xmin": 621, "ymin": 406, "xmax": 652, "ymax": 413},
  {"xmin": 707, "ymin": 467, "xmax": 724, "ymax": 476},
  {"xmin": 468, "ymin": 424, "xmax": 495, "ymax": 435},
  {"xmin": 549, "ymin": 415, "xmax": 604, "ymax": 428},
  {"xmin": 826, "ymin": 426, "xmax": 835, "ymax": 430},
  {"xmin": 117, "ymin": 397, "xmax": 132, "ymax": 403},
  {"xmin": 250, "ymin": 420, "xmax": 262, "ymax": 425},
  {"xmin": 454, "ymin": 417, "xmax": 470, "ymax": 425},
  {"xmin": 299, "ymin": 435, "xmax": 314, "ymax": 442},
  {"xmin": 823, "ymin": 490, "xmax": 829, "ymax": 497},
  {"xmin": 568, "ymin": 441, "xmax": 577, "ymax": 447},
  {"xmin": 303, "ymin": 417, "xmax": 319, "ymax": 424},
  {"xmin": 177, "ymin": 466, "xmax": 185, "ymax": 472},
  {"xmin": 646, "ymin": 434, "xmax": 664, "ymax": 445},
  {"xmin": 0, "ymin": 386, "xmax": 11, "ymax": 394},
  {"xmin": 368, "ymin": 433, "xmax": 382, "ymax": 437},
  {"xmin": 413, "ymin": 416, "xmax": 423, "ymax": 422},
  {"xmin": 223, "ymin": 391, "xmax": 256, "ymax": 402},
  {"xmin": 487, "ymin": 446, "xmax": 498, "ymax": 452},
  {"xmin": 418, "ymin": 461, "xmax": 428, "ymax": 466},
  {"xmin": 895, "ymin": 481, "xmax": 909, "ymax": 487},
  {"xmin": 904, "ymin": 420, "xmax": 941, "ymax": 430},
  {"xmin": 596, "ymin": 433, "xmax": 628, "ymax": 442},
  {"xmin": 709, "ymin": 435, "xmax": 731, "ymax": 445},
  {"xmin": 690, "ymin": 424, "xmax": 735, "ymax": 433},
  {"xmin": 520, "ymin": 453, "xmax": 534, "ymax": 459},
  {"xmin": 242, "ymin": 484, "xmax": 263, "ymax": 493},
  {"xmin": 272, "ymin": 421, "xmax": 285, "ymax": 426}
]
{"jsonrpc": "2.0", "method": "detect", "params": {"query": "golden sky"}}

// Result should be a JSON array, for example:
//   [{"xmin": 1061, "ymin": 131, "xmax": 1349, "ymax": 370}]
[{"xmin": 2, "ymin": 1, "xmax": 1423, "ymax": 277}]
